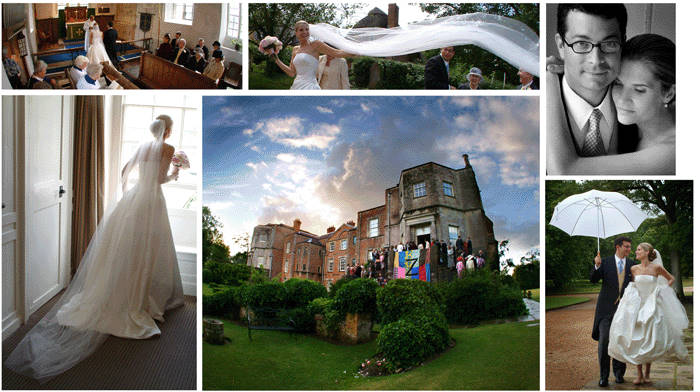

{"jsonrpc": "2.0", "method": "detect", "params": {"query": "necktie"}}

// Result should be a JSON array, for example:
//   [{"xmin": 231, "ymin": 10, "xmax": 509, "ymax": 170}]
[
  {"xmin": 581, "ymin": 108, "xmax": 605, "ymax": 156},
  {"xmin": 618, "ymin": 259, "xmax": 623, "ymax": 274},
  {"xmin": 175, "ymin": 49, "xmax": 183, "ymax": 63}
]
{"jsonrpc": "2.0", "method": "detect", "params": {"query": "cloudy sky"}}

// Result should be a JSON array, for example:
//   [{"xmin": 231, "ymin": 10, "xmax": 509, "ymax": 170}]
[{"xmin": 203, "ymin": 96, "xmax": 539, "ymax": 263}]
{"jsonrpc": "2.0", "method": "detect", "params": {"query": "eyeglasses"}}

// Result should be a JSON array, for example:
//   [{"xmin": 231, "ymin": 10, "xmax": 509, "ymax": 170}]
[{"xmin": 561, "ymin": 37, "xmax": 621, "ymax": 54}]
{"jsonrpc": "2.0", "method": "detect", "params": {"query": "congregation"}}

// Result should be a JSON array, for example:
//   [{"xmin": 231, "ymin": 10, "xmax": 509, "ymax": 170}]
[{"xmin": 155, "ymin": 32, "xmax": 225, "ymax": 83}]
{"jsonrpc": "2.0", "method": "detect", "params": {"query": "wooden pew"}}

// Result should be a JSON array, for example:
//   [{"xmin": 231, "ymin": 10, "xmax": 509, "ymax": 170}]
[
  {"xmin": 136, "ymin": 52, "xmax": 217, "ymax": 89},
  {"xmin": 101, "ymin": 61, "xmax": 139, "ymax": 89}
]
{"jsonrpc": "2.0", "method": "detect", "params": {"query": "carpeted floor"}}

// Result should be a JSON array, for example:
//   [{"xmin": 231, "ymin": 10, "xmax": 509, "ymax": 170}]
[{"xmin": 2, "ymin": 293, "xmax": 196, "ymax": 390}]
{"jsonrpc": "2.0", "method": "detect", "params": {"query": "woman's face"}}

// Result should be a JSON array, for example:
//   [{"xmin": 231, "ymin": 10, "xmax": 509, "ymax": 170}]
[
  {"xmin": 612, "ymin": 60, "xmax": 670, "ymax": 125},
  {"xmin": 635, "ymin": 245, "xmax": 648, "ymax": 261},
  {"xmin": 295, "ymin": 23, "xmax": 310, "ymax": 41}
]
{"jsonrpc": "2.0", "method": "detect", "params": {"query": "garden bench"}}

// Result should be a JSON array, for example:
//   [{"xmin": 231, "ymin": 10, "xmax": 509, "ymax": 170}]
[{"xmin": 246, "ymin": 307, "xmax": 296, "ymax": 341}]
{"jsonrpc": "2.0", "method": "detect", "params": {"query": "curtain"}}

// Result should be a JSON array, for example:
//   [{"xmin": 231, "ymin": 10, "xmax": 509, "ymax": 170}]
[{"xmin": 71, "ymin": 95, "xmax": 104, "ymax": 274}]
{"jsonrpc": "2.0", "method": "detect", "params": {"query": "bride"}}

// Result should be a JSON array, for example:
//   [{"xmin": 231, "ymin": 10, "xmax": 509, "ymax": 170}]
[
  {"xmin": 5, "ymin": 116, "xmax": 184, "ymax": 382},
  {"xmin": 271, "ymin": 21, "xmax": 354, "ymax": 90},
  {"xmin": 548, "ymin": 34, "xmax": 675, "ymax": 174},
  {"xmin": 608, "ymin": 243, "xmax": 688, "ymax": 385},
  {"xmin": 86, "ymin": 24, "xmax": 111, "ymax": 66}
]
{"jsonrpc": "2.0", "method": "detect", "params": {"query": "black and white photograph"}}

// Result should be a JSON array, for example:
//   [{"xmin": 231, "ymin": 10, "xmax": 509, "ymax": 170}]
[{"xmin": 545, "ymin": 4, "xmax": 676, "ymax": 175}]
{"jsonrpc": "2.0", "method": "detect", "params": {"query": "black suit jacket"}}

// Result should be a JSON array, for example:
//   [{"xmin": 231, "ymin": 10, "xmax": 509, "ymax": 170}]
[
  {"xmin": 196, "ymin": 44, "xmax": 210, "ymax": 60},
  {"xmin": 172, "ymin": 48, "xmax": 190, "ymax": 66},
  {"xmin": 189, "ymin": 57, "xmax": 207, "ymax": 73},
  {"xmin": 104, "ymin": 28, "xmax": 118, "ymax": 62},
  {"xmin": 424, "ymin": 55, "xmax": 450, "ymax": 89},
  {"xmin": 590, "ymin": 256, "xmax": 634, "ymax": 341}
]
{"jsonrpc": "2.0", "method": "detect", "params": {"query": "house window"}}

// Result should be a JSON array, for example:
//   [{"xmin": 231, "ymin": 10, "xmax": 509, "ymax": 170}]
[
  {"xmin": 413, "ymin": 182, "xmax": 426, "ymax": 198},
  {"xmin": 328, "ymin": 258, "xmax": 334, "ymax": 272},
  {"xmin": 339, "ymin": 257, "xmax": 347, "ymax": 272},
  {"xmin": 303, "ymin": 264, "xmax": 306, "ymax": 271},
  {"xmin": 352, "ymin": 258, "xmax": 356, "ymax": 266},
  {"xmin": 369, "ymin": 218, "xmax": 379, "ymax": 237},
  {"xmin": 341, "ymin": 239, "xmax": 347, "ymax": 250},
  {"xmin": 226, "ymin": 3, "xmax": 242, "ymax": 41},
  {"xmin": 443, "ymin": 182, "xmax": 454, "ymax": 197},
  {"xmin": 164, "ymin": 3, "xmax": 194, "ymax": 25},
  {"xmin": 353, "ymin": 236, "xmax": 357, "ymax": 245},
  {"xmin": 368, "ymin": 251, "xmax": 373, "ymax": 262},
  {"xmin": 329, "ymin": 241, "xmax": 335, "ymax": 252},
  {"xmin": 449, "ymin": 226, "xmax": 459, "ymax": 244},
  {"xmin": 286, "ymin": 242, "xmax": 290, "ymax": 253},
  {"xmin": 303, "ymin": 248, "xmax": 307, "ymax": 257},
  {"xmin": 257, "ymin": 256, "xmax": 264, "ymax": 268},
  {"xmin": 284, "ymin": 260, "xmax": 289, "ymax": 273}
]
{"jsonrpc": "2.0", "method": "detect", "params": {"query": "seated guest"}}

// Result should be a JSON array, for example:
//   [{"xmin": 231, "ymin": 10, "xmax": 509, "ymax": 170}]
[
  {"xmin": 2, "ymin": 47, "xmax": 22, "ymax": 89},
  {"xmin": 203, "ymin": 49, "xmax": 225, "ymax": 82},
  {"xmin": 172, "ymin": 39, "xmax": 190, "ymax": 66},
  {"xmin": 517, "ymin": 67, "xmax": 538, "ymax": 90},
  {"xmin": 212, "ymin": 40, "xmax": 221, "ymax": 54},
  {"xmin": 195, "ymin": 38, "xmax": 209, "ymax": 60},
  {"xmin": 156, "ymin": 33, "xmax": 174, "ymax": 60},
  {"xmin": 189, "ymin": 48, "xmax": 207, "ymax": 73},
  {"xmin": 171, "ymin": 31, "xmax": 182, "ymax": 49},
  {"xmin": 27, "ymin": 60, "xmax": 55, "ymax": 89},
  {"xmin": 458, "ymin": 67, "xmax": 482, "ymax": 90},
  {"xmin": 77, "ymin": 63, "xmax": 103, "ymax": 90},
  {"xmin": 70, "ymin": 55, "xmax": 89, "ymax": 86}
]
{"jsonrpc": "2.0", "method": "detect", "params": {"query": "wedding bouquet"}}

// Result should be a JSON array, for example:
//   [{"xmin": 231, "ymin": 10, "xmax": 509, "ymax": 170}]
[
  {"xmin": 172, "ymin": 151, "xmax": 190, "ymax": 169},
  {"xmin": 258, "ymin": 36, "xmax": 283, "ymax": 55}
]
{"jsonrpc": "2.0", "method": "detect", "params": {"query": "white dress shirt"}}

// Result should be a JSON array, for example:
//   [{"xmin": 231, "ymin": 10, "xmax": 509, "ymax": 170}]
[
  {"xmin": 76, "ymin": 75, "xmax": 100, "ymax": 90},
  {"xmin": 70, "ymin": 66, "xmax": 87, "ymax": 86},
  {"xmin": 562, "ymin": 76, "xmax": 617, "ymax": 154}
]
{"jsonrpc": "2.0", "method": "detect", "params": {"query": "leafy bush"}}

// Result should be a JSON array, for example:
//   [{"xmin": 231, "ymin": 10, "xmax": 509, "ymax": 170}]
[
  {"xmin": 350, "ymin": 57, "xmax": 425, "ymax": 89},
  {"xmin": 328, "ymin": 275, "xmax": 353, "ymax": 298},
  {"xmin": 284, "ymin": 307, "xmax": 316, "ymax": 333},
  {"xmin": 284, "ymin": 278, "xmax": 327, "ymax": 308},
  {"xmin": 441, "ymin": 270, "xmax": 526, "ymax": 324},
  {"xmin": 203, "ymin": 285, "xmax": 244, "ymax": 319},
  {"xmin": 377, "ymin": 319, "xmax": 427, "ymax": 371},
  {"xmin": 514, "ymin": 261, "xmax": 540, "ymax": 290},
  {"xmin": 203, "ymin": 268, "xmax": 214, "ymax": 284},
  {"xmin": 243, "ymin": 281, "xmax": 287, "ymax": 308},
  {"xmin": 308, "ymin": 297, "xmax": 343, "ymax": 337},
  {"xmin": 203, "ymin": 261, "xmax": 252, "ymax": 286},
  {"xmin": 402, "ymin": 308, "xmax": 450, "ymax": 356},
  {"xmin": 333, "ymin": 278, "xmax": 379, "ymax": 316},
  {"xmin": 376, "ymin": 279, "xmax": 444, "ymax": 324}
]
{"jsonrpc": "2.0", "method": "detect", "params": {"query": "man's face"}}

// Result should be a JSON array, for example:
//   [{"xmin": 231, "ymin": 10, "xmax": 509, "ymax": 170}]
[
  {"xmin": 178, "ymin": 41, "xmax": 185, "ymax": 49},
  {"xmin": 176, "ymin": 33, "xmax": 181, "ymax": 39},
  {"xmin": 616, "ymin": 241, "xmax": 632, "ymax": 258},
  {"xmin": 555, "ymin": 10, "xmax": 622, "ymax": 96},
  {"xmin": 518, "ymin": 70, "xmax": 533, "ymax": 85},
  {"xmin": 198, "ymin": 39, "xmax": 204, "ymax": 46},
  {"xmin": 440, "ymin": 47, "xmax": 455, "ymax": 62}
]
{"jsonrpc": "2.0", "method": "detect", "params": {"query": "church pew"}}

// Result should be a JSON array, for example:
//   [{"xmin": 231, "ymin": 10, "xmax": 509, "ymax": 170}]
[
  {"xmin": 101, "ymin": 61, "xmax": 139, "ymax": 89},
  {"xmin": 136, "ymin": 52, "xmax": 217, "ymax": 89}
]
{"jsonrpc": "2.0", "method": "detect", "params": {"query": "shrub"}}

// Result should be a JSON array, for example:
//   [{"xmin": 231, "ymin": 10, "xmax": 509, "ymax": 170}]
[
  {"xmin": 377, "ymin": 319, "xmax": 427, "ymax": 371},
  {"xmin": 243, "ymin": 281, "xmax": 286, "ymax": 308},
  {"xmin": 514, "ymin": 261, "xmax": 540, "ymax": 290},
  {"xmin": 202, "ymin": 268, "xmax": 214, "ymax": 284},
  {"xmin": 284, "ymin": 307, "xmax": 316, "ymax": 333},
  {"xmin": 376, "ymin": 279, "xmax": 444, "ymax": 324},
  {"xmin": 283, "ymin": 278, "xmax": 327, "ymax": 308},
  {"xmin": 441, "ymin": 270, "xmax": 526, "ymax": 324},
  {"xmin": 203, "ymin": 261, "xmax": 252, "ymax": 286},
  {"xmin": 203, "ymin": 285, "xmax": 243, "ymax": 319},
  {"xmin": 328, "ymin": 275, "xmax": 353, "ymax": 298},
  {"xmin": 308, "ymin": 297, "xmax": 343, "ymax": 337},
  {"xmin": 333, "ymin": 278, "xmax": 379, "ymax": 316},
  {"xmin": 402, "ymin": 308, "xmax": 450, "ymax": 356}
]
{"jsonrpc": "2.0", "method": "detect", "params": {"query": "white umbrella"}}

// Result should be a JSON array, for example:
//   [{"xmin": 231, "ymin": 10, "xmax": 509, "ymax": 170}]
[{"xmin": 549, "ymin": 189, "xmax": 649, "ymax": 252}]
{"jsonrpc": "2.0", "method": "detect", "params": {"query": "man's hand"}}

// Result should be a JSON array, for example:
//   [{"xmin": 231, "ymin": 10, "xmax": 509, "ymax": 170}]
[
  {"xmin": 594, "ymin": 252, "xmax": 602, "ymax": 267},
  {"xmin": 546, "ymin": 55, "xmax": 564, "ymax": 74}
]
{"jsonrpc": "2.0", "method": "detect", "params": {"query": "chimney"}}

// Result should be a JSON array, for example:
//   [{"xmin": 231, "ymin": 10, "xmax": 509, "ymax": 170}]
[
  {"xmin": 388, "ymin": 4, "xmax": 399, "ymax": 28},
  {"xmin": 347, "ymin": 220, "xmax": 355, "ymax": 227},
  {"xmin": 293, "ymin": 218, "xmax": 301, "ymax": 231},
  {"xmin": 463, "ymin": 153, "xmax": 470, "ymax": 168},
  {"xmin": 327, "ymin": 226, "xmax": 336, "ymax": 233}
]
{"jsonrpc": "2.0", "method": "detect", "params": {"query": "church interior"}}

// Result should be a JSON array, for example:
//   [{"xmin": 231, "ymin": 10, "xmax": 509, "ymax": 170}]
[{"xmin": 2, "ymin": 3, "xmax": 242, "ymax": 89}]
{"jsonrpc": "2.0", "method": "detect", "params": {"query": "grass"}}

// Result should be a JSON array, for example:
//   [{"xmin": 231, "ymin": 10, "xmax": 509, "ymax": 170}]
[
  {"xmin": 204, "ymin": 319, "xmax": 539, "ymax": 390},
  {"xmin": 249, "ymin": 68, "xmax": 293, "ymax": 89},
  {"xmin": 545, "ymin": 296, "xmax": 590, "ymax": 311}
]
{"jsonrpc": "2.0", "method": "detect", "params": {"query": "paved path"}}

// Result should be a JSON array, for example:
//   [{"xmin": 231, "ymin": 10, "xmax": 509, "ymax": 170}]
[{"xmin": 546, "ymin": 293, "xmax": 693, "ymax": 390}]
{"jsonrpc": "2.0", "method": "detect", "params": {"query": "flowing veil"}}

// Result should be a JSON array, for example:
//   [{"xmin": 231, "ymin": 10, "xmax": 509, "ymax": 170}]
[
  {"xmin": 5, "ymin": 122, "xmax": 182, "ymax": 382},
  {"xmin": 309, "ymin": 13, "xmax": 539, "ymax": 76}
]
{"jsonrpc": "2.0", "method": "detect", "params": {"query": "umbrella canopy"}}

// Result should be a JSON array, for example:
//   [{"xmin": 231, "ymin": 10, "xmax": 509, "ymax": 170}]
[{"xmin": 549, "ymin": 189, "xmax": 649, "ymax": 251}]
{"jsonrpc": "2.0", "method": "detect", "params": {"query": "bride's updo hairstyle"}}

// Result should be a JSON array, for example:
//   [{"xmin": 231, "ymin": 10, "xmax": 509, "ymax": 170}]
[
  {"xmin": 638, "ymin": 242, "xmax": 657, "ymax": 261},
  {"xmin": 622, "ymin": 34, "xmax": 675, "ymax": 108},
  {"xmin": 150, "ymin": 115, "xmax": 173, "ymax": 138},
  {"xmin": 295, "ymin": 20, "xmax": 309, "ymax": 31}
]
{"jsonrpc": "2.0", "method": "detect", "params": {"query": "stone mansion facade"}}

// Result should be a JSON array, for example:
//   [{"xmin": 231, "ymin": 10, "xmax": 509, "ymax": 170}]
[{"xmin": 247, "ymin": 154, "xmax": 498, "ymax": 288}]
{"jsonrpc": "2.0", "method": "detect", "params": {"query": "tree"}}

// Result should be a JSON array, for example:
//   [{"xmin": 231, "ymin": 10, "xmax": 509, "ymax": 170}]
[
  {"xmin": 514, "ymin": 250, "xmax": 539, "ymax": 291},
  {"xmin": 232, "ymin": 232, "xmax": 251, "ymax": 256},
  {"xmin": 497, "ymin": 240, "xmax": 514, "ymax": 272},
  {"xmin": 231, "ymin": 252, "xmax": 248, "ymax": 265},
  {"xmin": 203, "ymin": 206, "xmax": 230, "ymax": 264}
]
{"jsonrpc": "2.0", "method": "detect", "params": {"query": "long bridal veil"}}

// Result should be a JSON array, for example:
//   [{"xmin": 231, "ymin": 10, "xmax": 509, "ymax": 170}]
[
  {"xmin": 309, "ymin": 13, "xmax": 540, "ymax": 76},
  {"xmin": 5, "ymin": 121, "xmax": 183, "ymax": 383}
]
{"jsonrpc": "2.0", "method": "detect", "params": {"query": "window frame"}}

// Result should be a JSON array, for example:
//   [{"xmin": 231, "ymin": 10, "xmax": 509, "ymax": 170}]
[
  {"xmin": 368, "ymin": 218, "xmax": 379, "ymax": 238},
  {"xmin": 339, "ymin": 256, "xmax": 347, "ymax": 272},
  {"xmin": 164, "ymin": 3, "xmax": 194, "ymax": 26},
  {"xmin": 340, "ymin": 239, "xmax": 347, "ymax": 250},
  {"xmin": 328, "ymin": 258, "xmax": 334, "ymax": 272},
  {"xmin": 443, "ymin": 181, "xmax": 455, "ymax": 197},
  {"xmin": 413, "ymin": 182, "xmax": 427, "ymax": 198}
]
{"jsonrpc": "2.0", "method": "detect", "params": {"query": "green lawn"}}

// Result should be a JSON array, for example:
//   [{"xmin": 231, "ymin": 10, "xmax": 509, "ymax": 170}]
[
  {"xmin": 249, "ymin": 69, "xmax": 293, "ymax": 89},
  {"xmin": 204, "ymin": 319, "xmax": 539, "ymax": 390},
  {"xmin": 529, "ymin": 288, "xmax": 540, "ymax": 302},
  {"xmin": 545, "ymin": 296, "xmax": 590, "ymax": 310}
]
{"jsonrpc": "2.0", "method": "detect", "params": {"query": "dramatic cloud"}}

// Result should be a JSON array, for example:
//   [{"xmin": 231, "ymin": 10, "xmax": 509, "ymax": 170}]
[{"xmin": 316, "ymin": 106, "xmax": 334, "ymax": 114}]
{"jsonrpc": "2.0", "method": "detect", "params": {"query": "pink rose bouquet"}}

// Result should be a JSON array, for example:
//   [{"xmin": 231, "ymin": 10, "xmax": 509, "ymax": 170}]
[
  {"xmin": 258, "ymin": 36, "xmax": 283, "ymax": 55},
  {"xmin": 172, "ymin": 151, "xmax": 190, "ymax": 169}
]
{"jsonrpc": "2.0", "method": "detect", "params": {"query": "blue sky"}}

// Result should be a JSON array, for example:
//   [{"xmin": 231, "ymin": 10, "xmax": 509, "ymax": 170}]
[{"xmin": 203, "ymin": 96, "xmax": 539, "ymax": 262}]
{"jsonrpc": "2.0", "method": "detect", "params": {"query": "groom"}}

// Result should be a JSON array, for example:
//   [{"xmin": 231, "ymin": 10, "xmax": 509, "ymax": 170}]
[
  {"xmin": 546, "ymin": 4, "xmax": 639, "ymax": 174},
  {"xmin": 424, "ymin": 47, "xmax": 456, "ymax": 89},
  {"xmin": 104, "ymin": 21, "xmax": 118, "ymax": 67},
  {"xmin": 590, "ymin": 236, "xmax": 633, "ymax": 387}
]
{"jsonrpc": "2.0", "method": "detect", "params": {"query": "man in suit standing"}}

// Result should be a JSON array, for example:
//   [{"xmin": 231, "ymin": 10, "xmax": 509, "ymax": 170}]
[
  {"xmin": 590, "ymin": 236, "xmax": 633, "ymax": 386},
  {"xmin": 103, "ymin": 21, "xmax": 119, "ymax": 68},
  {"xmin": 195, "ymin": 38, "xmax": 209, "ymax": 60},
  {"xmin": 424, "ymin": 46, "xmax": 456, "ymax": 89},
  {"xmin": 547, "ymin": 4, "xmax": 638, "ymax": 174},
  {"xmin": 172, "ymin": 39, "xmax": 190, "ymax": 67},
  {"xmin": 171, "ymin": 32, "xmax": 182, "ymax": 49}
]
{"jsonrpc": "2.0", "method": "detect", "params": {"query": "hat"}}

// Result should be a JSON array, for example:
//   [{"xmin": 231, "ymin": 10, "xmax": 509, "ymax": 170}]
[
  {"xmin": 212, "ymin": 41, "xmax": 221, "ymax": 47},
  {"xmin": 194, "ymin": 47, "xmax": 204, "ymax": 55},
  {"xmin": 212, "ymin": 49, "xmax": 223, "ymax": 59},
  {"xmin": 468, "ymin": 67, "xmax": 482, "ymax": 79}
]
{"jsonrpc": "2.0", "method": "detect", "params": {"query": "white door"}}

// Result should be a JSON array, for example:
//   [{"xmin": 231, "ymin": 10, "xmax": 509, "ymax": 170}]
[{"xmin": 24, "ymin": 96, "xmax": 73, "ymax": 319}]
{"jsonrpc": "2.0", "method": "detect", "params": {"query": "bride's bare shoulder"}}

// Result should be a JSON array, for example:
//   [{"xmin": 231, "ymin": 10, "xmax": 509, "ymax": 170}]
[{"xmin": 162, "ymin": 143, "xmax": 175, "ymax": 156}]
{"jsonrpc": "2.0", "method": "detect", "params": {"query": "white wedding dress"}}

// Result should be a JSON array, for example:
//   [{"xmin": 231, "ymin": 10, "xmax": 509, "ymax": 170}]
[
  {"xmin": 86, "ymin": 27, "xmax": 111, "ymax": 66},
  {"xmin": 290, "ymin": 53, "xmax": 321, "ymax": 90},
  {"xmin": 608, "ymin": 259, "xmax": 688, "ymax": 365},
  {"xmin": 5, "ymin": 126, "xmax": 184, "ymax": 382}
]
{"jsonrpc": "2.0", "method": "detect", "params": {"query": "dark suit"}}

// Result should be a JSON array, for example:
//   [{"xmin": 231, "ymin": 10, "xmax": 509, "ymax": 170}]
[
  {"xmin": 103, "ymin": 28, "xmax": 118, "ymax": 66},
  {"xmin": 172, "ymin": 48, "xmax": 190, "ymax": 67},
  {"xmin": 189, "ymin": 56, "xmax": 207, "ymax": 73},
  {"xmin": 518, "ymin": 78, "xmax": 539, "ymax": 90},
  {"xmin": 171, "ymin": 38, "xmax": 179, "ymax": 49},
  {"xmin": 196, "ymin": 44, "xmax": 209, "ymax": 60},
  {"xmin": 424, "ymin": 54, "xmax": 450, "ymax": 89},
  {"xmin": 590, "ymin": 256, "xmax": 633, "ymax": 381}
]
